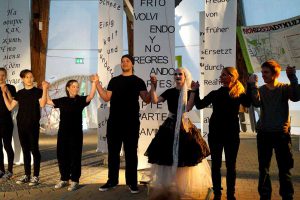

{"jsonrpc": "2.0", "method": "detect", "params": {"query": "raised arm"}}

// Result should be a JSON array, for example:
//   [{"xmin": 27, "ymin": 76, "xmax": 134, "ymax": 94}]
[
  {"xmin": 96, "ymin": 75, "xmax": 112, "ymax": 102},
  {"xmin": 1, "ymin": 85, "xmax": 18, "ymax": 111},
  {"xmin": 39, "ymin": 81, "xmax": 49, "ymax": 108},
  {"xmin": 247, "ymin": 74, "xmax": 261, "ymax": 107},
  {"xmin": 187, "ymin": 81, "xmax": 199, "ymax": 111},
  {"xmin": 149, "ymin": 75, "xmax": 164, "ymax": 104},
  {"xmin": 286, "ymin": 66, "xmax": 300, "ymax": 102},
  {"xmin": 86, "ymin": 74, "xmax": 98, "ymax": 103}
]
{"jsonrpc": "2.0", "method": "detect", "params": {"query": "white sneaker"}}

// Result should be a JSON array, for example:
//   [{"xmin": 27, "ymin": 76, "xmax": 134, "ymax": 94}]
[
  {"xmin": 1, "ymin": 171, "xmax": 13, "ymax": 180},
  {"xmin": 67, "ymin": 181, "xmax": 79, "ymax": 191},
  {"xmin": 16, "ymin": 175, "xmax": 30, "ymax": 184},
  {"xmin": 29, "ymin": 176, "xmax": 39, "ymax": 186},
  {"xmin": 55, "ymin": 181, "xmax": 68, "ymax": 189}
]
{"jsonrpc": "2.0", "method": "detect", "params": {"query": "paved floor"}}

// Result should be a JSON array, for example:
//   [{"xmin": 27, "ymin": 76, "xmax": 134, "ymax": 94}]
[{"xmin": 0, "ymin": 129, "xmax": 299, "ymax": 200}]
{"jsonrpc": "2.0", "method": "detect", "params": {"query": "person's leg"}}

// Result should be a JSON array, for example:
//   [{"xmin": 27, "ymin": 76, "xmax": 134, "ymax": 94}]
[
  {"xmin": 2, "ymin": 120, "xmax": 14, "ymax": 173},
  {"xmin": 57, "ymin": 135, "xmax": 71, "ymax": 181},
  {"xmin": 107, "ymin": 127, "xmax": 123, "ymax": 185},
  {"xmin": 224, "ymin": 138, "xmax": 240, "ymax": 198},
  {"xmin": 0, "ymin": 125, "xmax": 5, "ymax": 173},
  {"xmin": 274, "ymin": 132, "xmax": 294, "ymax": 200},
  {"xmin": 257, "ymin": 132, "xmax": 273, "ymax": 200},
  {"xmin": 70, "ymin": 133, "xmax": 83, "ymax": 183},
  {"xmin": 123, "ymin": 125, "xmax": 139, "ymax": 186},
  {"xmin": 30, "ymin": 126, "xmax": 41, "ymax": 177},
  {"xmin": 208, "ymin": 136, "xmax": 224, "ymax": 196},
  {"xmin": 18, "ymin": 128, "xmax": 31, "ymax": 177}
]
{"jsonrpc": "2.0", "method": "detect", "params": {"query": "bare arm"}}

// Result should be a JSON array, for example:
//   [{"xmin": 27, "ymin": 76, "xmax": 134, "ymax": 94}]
[
  {"xmin": 149, "ymin": 75, "xmax": 164, "ymax": 104},
  {"xmin": 39, "ymin": 81, "xmax": 49, "ymax": 108},
  {"xmin": 1, "ymin": 85, "xmax": 18, "ymax": 111},
  {"xmin": 186, "ymin": 81, "xmax": 200, "ymax": 111},
  {"xmin": 96, "ymin": 80, "xmax": 112, "ymax": 102},
  {"xmin": 86, "ymin": 74, "xmax": 98, "ymax": 103}
]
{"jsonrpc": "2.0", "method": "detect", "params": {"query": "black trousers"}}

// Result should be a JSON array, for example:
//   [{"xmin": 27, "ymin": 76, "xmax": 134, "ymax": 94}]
[
  {"xmin": 208, "ymin": 135, "xmax": 240, "ymax": 196},
  {"xmin": 257, "ymin": 131, "xmax": 294, "ymax": 200},
  {"xmin": 0, "ymin": 119, "xmax": 14, "ymax": 173},
  {"xmin": 106, "ymin": 119, "xmax": 140, "ymax": 186},
  {"xmin": 18, "ymin": 124, "xmax": 41, "ymax": 177},
  {"xmin": 57, "ymin": 131, "xmax": 83, "ymax": 182}
]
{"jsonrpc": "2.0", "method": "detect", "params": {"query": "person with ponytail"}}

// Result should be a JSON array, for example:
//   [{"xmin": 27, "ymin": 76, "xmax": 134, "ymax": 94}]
[
  {"xmin": 145, "ymin": 67, "xmax": 212, "ymax": 199},
  {"xmin": 195, "ymin": 67, "xmax": 251, "ymax": 200}
]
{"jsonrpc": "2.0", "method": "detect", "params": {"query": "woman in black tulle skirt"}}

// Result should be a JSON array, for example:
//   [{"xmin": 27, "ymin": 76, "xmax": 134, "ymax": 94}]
[{"xmin": 145, "ymin": 68, "xmax": 212, "ymax": 199}]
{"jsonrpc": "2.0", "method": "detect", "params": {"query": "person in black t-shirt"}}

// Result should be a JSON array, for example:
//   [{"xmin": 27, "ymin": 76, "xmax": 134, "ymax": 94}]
[
  {"xmin": 46, "ymin": 76, "xmax": 97, "ymax": 191},
  {"xmin": 97, "ymin": 54, "xmax": 151, "ymax": 194},
  {"xmin": 195, "ymin": 67, "xmax": 251, "ymax": 200},
  {"xmin": 2, "ymin": 69, "xmax": 48, "ymax": 186},
  {"xmin": 0, "ymin": 68, "xmax": 16, "ymax": 180}
]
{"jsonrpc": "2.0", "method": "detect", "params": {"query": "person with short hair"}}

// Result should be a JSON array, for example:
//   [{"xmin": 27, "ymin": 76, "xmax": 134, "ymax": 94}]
[
  {"xmin": 97, "ymin": 54, "xmax": 151, "ymax": 194},
  {"xmin": 2, "ymin": 69, "xmax": 48, "ymax": 186},
  {"xmin": 0, "ymin": 67, "xmax": 16, "ymax": 180},
  {"xmin": 248, "ymin": 60, "xmax": 300, "ymax": 200}
]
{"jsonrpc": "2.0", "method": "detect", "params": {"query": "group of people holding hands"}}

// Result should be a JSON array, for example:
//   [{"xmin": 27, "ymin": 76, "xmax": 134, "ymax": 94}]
[{"xmin": 0, "ymin": 54, "xmax": 299, "ymax": 200}]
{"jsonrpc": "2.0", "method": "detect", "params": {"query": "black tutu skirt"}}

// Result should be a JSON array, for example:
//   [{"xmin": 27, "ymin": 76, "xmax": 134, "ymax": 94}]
[{"xmin": 145, "ymin": 117, "xmax": 210, "ymax": 167}]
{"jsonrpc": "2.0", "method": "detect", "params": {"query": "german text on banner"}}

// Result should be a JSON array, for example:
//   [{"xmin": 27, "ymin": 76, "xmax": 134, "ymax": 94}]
[
  {"xmin": 97, "ymin": 0, "xmax": 123, "ymax": 152},
  {"xmin": 202, "ymin": 0, "xmax": 237, "ymax": 138},
  {"xmin": 237, "ymin": 15, "xmax": 300, "ymax": 73},
  {"xmin": 134, "ymin": 0, "xmax": 175, "ymax": 169},
  {"xmin": 0, "ymin": 0, "xmax": 31, "ymax": 86}
]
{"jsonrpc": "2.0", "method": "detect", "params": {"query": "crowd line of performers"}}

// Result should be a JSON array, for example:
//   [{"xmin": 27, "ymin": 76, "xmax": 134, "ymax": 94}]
[{"xmin": 0, "ymin": 54, "xmax": 299, "ymax": 200}]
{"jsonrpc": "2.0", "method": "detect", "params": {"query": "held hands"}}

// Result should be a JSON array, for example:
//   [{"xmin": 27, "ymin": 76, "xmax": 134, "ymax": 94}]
[
  {"xmin": 248, "ymin": 74, "xmax": 258, "ymax": 84},
  {"xmin": 150, "ymin": 74, "xmax": 157, "ymax": 89},
  {"xmin": 42, "ymin": 81, "xmax": 50, "ymax": 90},
  {"xmin": 286, "ymin": 65, "xmax": 296, "ymax": 80},
  {"xmin": 90, "ymin": 74, "xmax": 99, "ymax": 83},
  {"xmin": 191, "ymin": 81, "xmax": 200, "ymax": 91}
]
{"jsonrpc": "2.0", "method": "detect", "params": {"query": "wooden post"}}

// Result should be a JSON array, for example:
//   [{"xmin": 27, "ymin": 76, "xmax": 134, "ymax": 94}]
[
  {"xmin": 236, "ymin": 0, "xmax": 248, "ymax": 84},
  {"xmin": 30, "ymin": 0, "xmax": 50, "ymax": 86},
  {"xmin": 125, "ymin": 0, "xmax": 134, "ymax": 56}
]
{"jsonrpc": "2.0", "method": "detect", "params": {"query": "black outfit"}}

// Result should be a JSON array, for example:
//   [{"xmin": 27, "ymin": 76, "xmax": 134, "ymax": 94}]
[
  {"xmin": 15, "ymin": 87, "xmax": 42, "ymax": 177},
  {"xmin": 195, "ymin": 87, "xmax": 251, "ymax": 197},
  {"xmin": 0, "ymin": 84, "xmax": 16, "ymax": 173},
  {"xmin": 106, "ymin": 75, "xmax": 147, "ymax": 186},
  {"xmin": 145, "ymin": 88, "xmax": 209, "ymax": 167},
  {"xmin": 53, "ymin": 95, "xmax": 89, "ymax": 182}
]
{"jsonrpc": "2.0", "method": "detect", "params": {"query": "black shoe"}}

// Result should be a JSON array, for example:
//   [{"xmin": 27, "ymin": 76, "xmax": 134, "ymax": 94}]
[
  {"xmin": 227, "ymin": 194, "xmax": 236, "ymax": 200},
  {"xmin": 128, "ymin": 185, "xmax": 139, "ymax": 194},
  {"xmin": 98, "ymin": 182, "xmax": 117, "ymax": 192}
]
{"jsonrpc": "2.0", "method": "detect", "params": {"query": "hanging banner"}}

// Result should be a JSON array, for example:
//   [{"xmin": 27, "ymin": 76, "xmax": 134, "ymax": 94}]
[
  {"xmin": 237, "ymin": 15, "xmax": 300, "ymax": 73},
  {"xmin": 0, "ymin": 0, "xmax": 31, "ymax": 85},
  {"xmin": 97, "ymin": 0, "xmax": 123, "ymax": 152},
  {"xmin": 0, "ymin": 0, "xmax": 31, "ymax": 165},
  {"xmin": 202, "ymin": 0, "xmax": 237, "ymax": 138},
  {"xmin": 134, "ymin": 0, "xmax": 175, "ymax": 169}
]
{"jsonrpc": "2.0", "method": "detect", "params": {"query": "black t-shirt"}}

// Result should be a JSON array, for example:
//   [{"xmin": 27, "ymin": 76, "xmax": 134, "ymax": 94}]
[
  {"xmin": 53, "ymin": 95, "xmax": 89, "ymax": 132},
  {"xmin": 0, "ymin": 84, "xmax": 16, "ymax": 123},
  {"xmin": 195, "ymin": 86, "xmax": 251, "ymax": 137},
  {"xmin": 15, "ymin": 87, "xmax": 43, "ymax": 126},
  {"xmin": 107, "ymin": 75, "xmax": 147, "ymax": 121},
  {"xmin": 160, "ymin": 88, "xmax": 194, "ymax": 115}
]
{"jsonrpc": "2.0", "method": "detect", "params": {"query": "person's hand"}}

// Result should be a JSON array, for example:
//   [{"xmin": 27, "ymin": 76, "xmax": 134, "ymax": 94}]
[
  {"xmin": 191, "ymin": 81, "xmax": 200, "ymax": 91},
  {"xmin": 150, "ymin": 74, "xmax": 157, "ymax": 88},
  {"xmin": 286, "ymin": 65, "xmax": 296, "ymax": 80},
  {"xmin": 42, "ymin": 81, "xmax": 50, "ymax": 90},
  {"xmin": 248, "ymin": 74, "xmax": 258, "ymax": 84},
  {"xmin": 0, "ymin": 84, "xmax": 8, "ymax": 93}
]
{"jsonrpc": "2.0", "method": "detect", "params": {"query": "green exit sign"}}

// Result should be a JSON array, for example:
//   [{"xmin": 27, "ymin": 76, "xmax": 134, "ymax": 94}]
[{"xmin": 75, "ymin": 58, "xmax": 84, "ymax": 64}]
